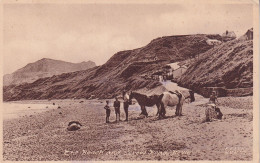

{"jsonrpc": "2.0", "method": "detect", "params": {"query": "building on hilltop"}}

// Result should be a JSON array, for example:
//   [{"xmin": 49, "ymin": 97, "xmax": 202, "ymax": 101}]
[
  {"xmin": 238, "ymin": 28, "xmax": 253, "ymax": 41},
  {"xmin": 152, "ymin": 71, "xmax": 163, "ymax": 81},
  {"xmin": 245, "ymin": 28, "xmax": 253, "ymax": 40},
  {"xmin": 167, "ymin": 62, "xmax": 180, "ymax": 70},
  {"xmin": 163, "ymin": 65, "xmax": 173, "ymax": 80},
  {"xmin": 222, "ymin": 30, "xmax": 236, "ymax": 42}
]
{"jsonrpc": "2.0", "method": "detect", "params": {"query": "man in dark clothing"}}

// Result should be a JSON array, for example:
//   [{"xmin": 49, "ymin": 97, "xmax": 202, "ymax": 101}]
[
  {"xmin": 189, "ymin": 89, "xmax": 195, "ymax": 102},
  {"xmin": 104, "ymin": 100, "xmax": 110, "ymax": 123},
  {"xmin": 123, "ymin": 91, "xmax": 130, "ymax": 121},
  {"xmin": 113, "ymin": 97, "xmax": 121, "ymax": 122},
  {"xmin": 124, "ymin": 102, "xmax": 129, "ymax": 121}
]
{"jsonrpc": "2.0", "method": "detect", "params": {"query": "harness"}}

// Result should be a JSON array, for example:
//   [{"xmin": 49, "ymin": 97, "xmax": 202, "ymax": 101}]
[{"xmin": 169, "ymin": 91, "xmax": 182, "ymax": 104}]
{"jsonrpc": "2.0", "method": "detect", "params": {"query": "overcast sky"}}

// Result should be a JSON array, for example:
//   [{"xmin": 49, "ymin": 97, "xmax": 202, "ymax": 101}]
[{"xmin": 3, "ymin": 3, "xmax": 253, "ymax": 74}]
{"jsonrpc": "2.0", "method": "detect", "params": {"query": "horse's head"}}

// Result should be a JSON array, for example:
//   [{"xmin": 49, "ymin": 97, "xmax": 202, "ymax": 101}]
[{"xmin": 124, "ymin": 91, "xmax": 133, "ymax": 105}]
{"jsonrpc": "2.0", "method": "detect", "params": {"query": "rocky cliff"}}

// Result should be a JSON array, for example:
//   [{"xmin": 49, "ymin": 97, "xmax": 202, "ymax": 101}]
[{"xmin": 178, "ymin": 30, "xmax": 253, "ymax": 91}]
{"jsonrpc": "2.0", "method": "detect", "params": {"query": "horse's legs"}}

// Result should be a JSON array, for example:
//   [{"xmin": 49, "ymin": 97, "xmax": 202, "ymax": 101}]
[
  {"xmin": 140, "ymin": 105, "xmax": 148, "ymax": 117},
  {"xmin": 179, "ymin": 104, "xmax": 183, "ymax": 116},
  {"xmin": 144, "ymin": 106, "xmax": 148, "ymax": 117},
  {"xmin": 176, "ymin": 102, "xmax": 184, "ymax": 116},
  {"xmin": 140, "ymin": 105, "xmax": 144, "ymax": 115},
  {"xmin": 178, "ymin": 96, "xmax": 184, "ymax": 116},
  {"xmin": 157, "ymin": 103, "xmax": 162, "ymax": 119},
  {"xmin": 175, "ymin": 103, "xmax": 177, "ymax": 115},
  {"xmin": 160, "ymin": 103, "xmax": 166, "ymax": 118},
  {"xmin": 175, "ymin": 105, "xmax": 179, "ymax": 116},
  {"xmin": 156, "ymin": 103, "xmax": 160, "ymax": 116}
]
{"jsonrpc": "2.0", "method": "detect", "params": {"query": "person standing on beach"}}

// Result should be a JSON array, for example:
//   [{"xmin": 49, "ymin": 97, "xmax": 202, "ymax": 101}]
[
  {"xmin": 113, "ymin": 97, "xmax": 121, "ymax": 122},
  {"xmin": 189, "ymin": 89, "xmax": 195, "ymax": 103},
  {"xmin": 209, "ymin": 91, "xmax": 218, "ymax": 104},
  {"xmin": 123, "ymin": 91, "xmax": 130, "ymax": 121},
  {"xmin": 104, "ymin": 100, "xmax": 110, "ymax": 123}
]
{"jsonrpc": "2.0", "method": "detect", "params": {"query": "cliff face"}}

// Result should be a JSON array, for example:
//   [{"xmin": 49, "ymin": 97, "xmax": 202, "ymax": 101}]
[
  {"xmin": 3, "ymin": 58, "xmax": 96, "ymax": 86},
  {"xmin": 178, "ymin": 39, "xmax": 253, "ymax": 90},
  {"xmin": 3, "ymin": 34, "xmax": 220, "ymax": 101}
]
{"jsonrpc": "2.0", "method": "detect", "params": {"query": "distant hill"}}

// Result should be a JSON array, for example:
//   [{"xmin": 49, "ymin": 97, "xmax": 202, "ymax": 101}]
[
  {"xmin": 3, "ymin": 58, "xmax": 96, "ymax": 86},
  {"xmin": 3, "ymin": 34, "xmax": 221, "ymax": 101},
  {"xmin": 178, "ymin": 28, "xmax": 253, "ymax": 91}
]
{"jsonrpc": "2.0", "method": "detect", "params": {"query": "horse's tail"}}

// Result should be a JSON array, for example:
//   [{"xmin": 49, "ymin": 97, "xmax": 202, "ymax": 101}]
[
  {"xmin": 179, "ymin": 93, "xmax": 185, "ymax": 104},
  {"xmin": 176, "ymin": 92, "xmax": 184, "ymax": 108}
]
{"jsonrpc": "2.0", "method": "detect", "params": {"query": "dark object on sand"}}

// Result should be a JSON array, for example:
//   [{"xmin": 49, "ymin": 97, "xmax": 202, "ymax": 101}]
[
  {"xmin": 59, "ymin": 112, "xmax": 62, "ymax": 114},
  {"xmin": 53, "ymin": 103, "xmax": 55, "ymax": 105},
  {"xmin": 58, "ymin": 106, "xmax": 61, "ymax": 109},
  {"xmin": 215, "ymin": 107, "xmax": 223, "ymax": 119},
  {"xmin": 67, "ymin": 121, "xmax": 82, "ymax": 131},
  {"xmin": 79, "ymin": 101, "xmax": 84, "ymax": 103},
  {"xmin": 205, "ymin": 104, "xmax": 223, "ymax": 122}
]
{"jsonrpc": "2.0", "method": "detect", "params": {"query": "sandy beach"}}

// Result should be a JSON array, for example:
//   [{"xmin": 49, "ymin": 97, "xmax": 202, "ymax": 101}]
[{"xmin": 3, "ymin": 95, "xmax": 253, "ymax": 161}]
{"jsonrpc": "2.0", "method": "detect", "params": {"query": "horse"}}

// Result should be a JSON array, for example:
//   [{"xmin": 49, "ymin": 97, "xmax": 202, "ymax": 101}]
[
  {"xmin": 158, "ymin": 91, "xmax": 185, "ymax": 118},
  {"xmin": 129, "ymin": 92, "xmax": 162, "ymax": 117}
]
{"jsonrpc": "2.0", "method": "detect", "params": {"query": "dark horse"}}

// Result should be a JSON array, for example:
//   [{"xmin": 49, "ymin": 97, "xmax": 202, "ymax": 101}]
[{"xmin": 129, "ymin": 92, "xmax": 162, "ymax": 117}]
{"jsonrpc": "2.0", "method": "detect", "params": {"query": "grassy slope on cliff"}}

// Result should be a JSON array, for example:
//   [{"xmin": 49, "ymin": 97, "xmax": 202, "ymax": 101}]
[
  {"xmin": 3, "ymin": 34, "xmax": 220, "ymax": 101},
  {"xmin": 178, "ymin": 39, "xmax": 253, "ymax": 89}
]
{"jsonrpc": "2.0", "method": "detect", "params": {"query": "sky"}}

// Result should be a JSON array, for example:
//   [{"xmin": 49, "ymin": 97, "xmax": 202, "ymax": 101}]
[{"xmin": 3, "ymin": 3, "xmax": 253, "ymax": 74}]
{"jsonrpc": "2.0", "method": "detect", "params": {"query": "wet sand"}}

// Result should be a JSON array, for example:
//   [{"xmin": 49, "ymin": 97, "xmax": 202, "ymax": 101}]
[
  {"xmin": 3, "ymin": 96, "xmax": 253, "ymax": 161},
  {"xmin": 3, "ymin": 102, "xmax": 57, "ymax": 120}
]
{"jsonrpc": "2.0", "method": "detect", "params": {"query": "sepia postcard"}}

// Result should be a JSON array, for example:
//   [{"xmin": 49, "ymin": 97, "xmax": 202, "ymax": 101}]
[{"xmin": 0, "ymin": 0, "xmax": 259, "ymax": 162}]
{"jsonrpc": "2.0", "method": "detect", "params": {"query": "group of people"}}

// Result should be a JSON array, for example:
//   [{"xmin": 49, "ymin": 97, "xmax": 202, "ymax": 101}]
[
  {"xmin": 103, "ymin": 90, "xmax": 223, "ymax": 123},
  {"xmin": 103, "ymin": 91, "xmax": 130, "ymax": 123}
]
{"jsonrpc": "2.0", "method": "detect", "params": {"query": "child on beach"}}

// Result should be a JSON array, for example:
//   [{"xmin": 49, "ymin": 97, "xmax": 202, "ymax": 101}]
[{"xmin": 104, "ymin": 100, "xmax": 110, "ymax": 123}]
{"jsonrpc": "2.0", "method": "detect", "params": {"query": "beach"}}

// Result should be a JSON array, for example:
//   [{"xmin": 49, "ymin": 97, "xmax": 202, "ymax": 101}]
[
  {"xmin": 3, "ymin": 102, "xmax": 57, "ymax": 120},
  {"xmin": 3, "ymin": 95, "xmax": 253, "ymax": 161}
]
